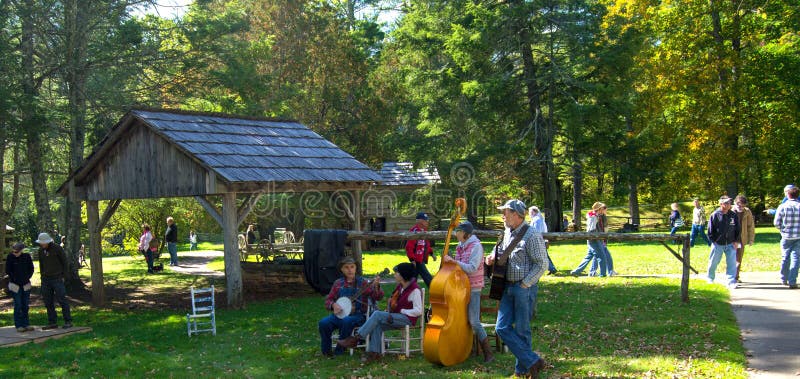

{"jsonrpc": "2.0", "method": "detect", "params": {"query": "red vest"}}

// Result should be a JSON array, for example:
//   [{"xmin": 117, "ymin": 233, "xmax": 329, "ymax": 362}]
[{"xmin": 390, "ymin": 280, "xmax": 421, "ymax": 326}]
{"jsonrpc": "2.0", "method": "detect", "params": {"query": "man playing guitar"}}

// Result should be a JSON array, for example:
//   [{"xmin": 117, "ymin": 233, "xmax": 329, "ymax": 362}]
[{"xmin": 318, "ymin": 257, "xmax": 383, "ymax": 357}]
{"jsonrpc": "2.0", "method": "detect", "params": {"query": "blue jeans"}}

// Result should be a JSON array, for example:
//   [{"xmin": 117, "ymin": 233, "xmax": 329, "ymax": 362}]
[
  {"xmin": 167, "ymin": 242, "xmax": 178, "ymax": 265},
  {"xmin": 318, "ymin": 313, "xmax": 366, "ymax": 355},
  {"xmin": 573, "ymin": 240, "xmax": 606, "ymax": 276},
  {"xmin": 589, "ymin": 245, "xmax": 614, "ymax": 275},
  {"xmin": 670, "ymin": 226, "xmax": 681, "ymax": 235},
  {"xmin": 528, "ymin": 284, "xmax": 539, "ymax": 320},
  {"xmin": 707, "ymin": 243, "xmax": 737, "ymax": 285},
  {"xmin": 546, "ymin": 254, "xmax": 557, "ymax": 273},
  {"xmin": 690, "ymin": 224, "xmax": 711, "ymax": 247},
  {"xmin": 144, "ymin": 250, "xmax": 154, "ymax": 272},
  {"xmin": 496, "ymin": 283, "xmax": 542, "ymax": 374},
  {"xmin": 469, "ymin": 290, "xmax": 488, "ymax": 340},
  {"xmin": 779, "ymin": 238, "xmax": 800, "ymax": 286},
  {"xmin": 11, "ymin": 288, "xmax": 31, "ymax": 328},
  {"xmin": 357, "ymin": 311, "xmax": 413, "ymax": 353},
  {"xmin": 41, "ymin": 277, "xmax": 72, "ymax": 325}
]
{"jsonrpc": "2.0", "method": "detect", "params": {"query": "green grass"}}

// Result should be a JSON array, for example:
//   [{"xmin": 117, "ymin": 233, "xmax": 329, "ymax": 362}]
[{"xmin": 0, "ymin": 276, "xmax": 745, "ymax": 378}]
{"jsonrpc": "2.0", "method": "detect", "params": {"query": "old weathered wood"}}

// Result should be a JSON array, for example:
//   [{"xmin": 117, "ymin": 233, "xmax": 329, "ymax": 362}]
[
  {"xmin": 86, "ymin": 200, "xmax": 104, "ymax": 306},
  {"xmin": 98, "ymin": 199, "xmax": 121, "ymax": 230},
  {"xmin": 352, "ymin": 190, "xmax": 363, "ymax": 274},
  {"xmin": 222, "ymin": 192, "xmax": 243, "ymax": 308},
  {"xmin": 681, "ymin": 237, "xmax": 691, "ymax": 303},
  {"xmin": 659, "ymin": 241, "xmax": 699, "ymax": 274},
  {"xmin": 237, "ymin": 193, "xmax": 261, "ymax": 226},
  {"xmin": 347, "ymin": 230, "xmax": 690, "ymax": 242},
  {"xmin": 196, "ymin": 196, "xmax": 223, "ymax": 227},
  {"xmin": 242, "ymin": 262, "xmax": 309, "ymax": 291}
]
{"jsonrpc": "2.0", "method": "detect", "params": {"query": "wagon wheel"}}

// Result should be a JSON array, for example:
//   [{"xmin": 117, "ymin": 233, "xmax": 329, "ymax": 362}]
[
  {"xmin": 257, "ymin": 239, "xmax": 275, "ymax": 263},
  {"xmin": 283, "ymin": 231, "xmax": 295, "ymax": 244}
]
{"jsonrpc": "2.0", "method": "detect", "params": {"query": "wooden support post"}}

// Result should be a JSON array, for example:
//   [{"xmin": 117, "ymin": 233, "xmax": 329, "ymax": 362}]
[
  {"xmin": 195, "ymin": 196, "xmax": 223, "ymax": 227},
  {"xmin": 681, "ymin": 235, "xmax": 691, "ymax": 303},
  {"xmin": 86, "ymin": 200, "xmax": 104, "ymax": 307},
  {"xmin": 222, "ymin": 192, "xmax": 243, "ymax": 308},
  {"xmin": 352, "ymin": 190, "xmax": 362, "ymax": 275}
]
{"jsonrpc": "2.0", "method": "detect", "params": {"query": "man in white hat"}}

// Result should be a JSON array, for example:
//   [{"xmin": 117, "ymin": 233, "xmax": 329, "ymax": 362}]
[{"xmin": 36, "ymin": 232, "xmax": 72, "ymax": 329}]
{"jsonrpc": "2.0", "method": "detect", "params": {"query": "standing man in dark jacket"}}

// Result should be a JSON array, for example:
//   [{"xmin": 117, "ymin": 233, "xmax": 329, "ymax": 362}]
[
  {"xmin": 6, "ymin": 242, "xmax": 34, "ymax": 332},
  {"xmin": 706, "ymin": 196, "xmax": 741, "ymax": 290},
  {"xmin": 405, "ymin": 212, "xmax": 436, "ymax": 287},
  {"xmin": 165, "ymin": 216, "xmax": 179, "ymax": 266},
  {"xmin": 37, "ymin": 232, "xmax": 72, "ymax": 329}
]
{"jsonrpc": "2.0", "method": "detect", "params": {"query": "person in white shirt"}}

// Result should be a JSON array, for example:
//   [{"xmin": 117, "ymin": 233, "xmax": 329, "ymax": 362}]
[
  {"xmin": 337, "ymin": 263, "xmax": 423, "ymax": 363},
  {"xmin": 691, "ymin": 199, "xmax": 711, "ymax": 247},
  {"xmin": 529, "ymin": 206, "xmax": 557, "ymax": 274}
]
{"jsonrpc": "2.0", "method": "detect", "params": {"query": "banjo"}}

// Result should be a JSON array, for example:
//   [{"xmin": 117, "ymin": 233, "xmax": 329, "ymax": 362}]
[{"xmin": 334, "ymin": 274, "xmax": 382, "ymax": 319}]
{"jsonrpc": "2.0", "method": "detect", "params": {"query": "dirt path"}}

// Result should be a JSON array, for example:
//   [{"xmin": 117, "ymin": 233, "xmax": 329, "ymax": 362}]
[
  {"xmin": 730, "ymin": 271, "xmax": 800, "ymax": 378},
  {"xmin": 168, "ymin": 250, "xmax": 224, "ymax": 279}
]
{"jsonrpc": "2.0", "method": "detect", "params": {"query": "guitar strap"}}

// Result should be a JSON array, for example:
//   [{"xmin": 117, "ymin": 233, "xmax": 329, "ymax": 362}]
[{"xmin": 495, "ymin": 224, "xmax": 530, "ymax": 270}]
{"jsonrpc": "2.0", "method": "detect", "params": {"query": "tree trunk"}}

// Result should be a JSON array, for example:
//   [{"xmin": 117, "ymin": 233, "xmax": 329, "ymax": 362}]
[
  {"xmin": 571, "ymin": 162, "xmax": 583, "ymax": 230},
  {"xmin": 0, "ymin": 140, "xmax": 21, "ymax": 254},
  {"xmin": 628, "ymin": 178, "xmax": 640, "ymax": 225},
  {"xmin": 63, "ymin": 0, "xmax": 90, "ymax": 290}
]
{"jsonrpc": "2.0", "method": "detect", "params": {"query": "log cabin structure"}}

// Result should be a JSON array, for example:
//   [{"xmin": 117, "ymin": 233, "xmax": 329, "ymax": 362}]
[{"xmin": 58, "ymin": 109, "xmax": 380, "ymax": 308}]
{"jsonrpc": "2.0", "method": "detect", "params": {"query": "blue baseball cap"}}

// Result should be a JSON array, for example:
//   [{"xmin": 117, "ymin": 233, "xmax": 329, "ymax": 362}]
[
  {"xmin": 416, "ymin": 212, "xmax": 429, "ymax": 221},
  {"xmin": 455, "ymin": 221, "xmax": 474, "ymax": 234},
  {"xmin": 497, "ymin": 199, "xmax": 527, "ymax": 216}
]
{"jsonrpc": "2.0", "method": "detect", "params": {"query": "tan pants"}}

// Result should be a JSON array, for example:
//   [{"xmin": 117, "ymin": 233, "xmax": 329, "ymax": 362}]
[{"xmin": 735, "ymin": 245, "xmax": 745, "ymax": 281}]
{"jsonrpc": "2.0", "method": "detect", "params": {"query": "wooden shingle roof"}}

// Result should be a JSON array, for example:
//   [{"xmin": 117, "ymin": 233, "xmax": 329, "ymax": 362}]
[
  {"xmin": 132, "ymin": 110, "xmax": 381, "ymax": 183},
  {"xmin": 377, "ymin": 162, "xmax": 440, "ymax": 187}
]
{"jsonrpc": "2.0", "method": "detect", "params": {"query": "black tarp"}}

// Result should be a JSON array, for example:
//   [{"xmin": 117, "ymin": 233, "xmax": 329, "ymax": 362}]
[{"xmin": 303, "ymin": 229, "xmax": 348, "ymax": 294}]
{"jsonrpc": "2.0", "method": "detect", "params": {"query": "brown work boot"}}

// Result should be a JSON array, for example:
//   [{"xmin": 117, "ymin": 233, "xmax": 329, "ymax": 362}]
[
  {"xmin": 360, "ymin": 352, "xmax": 381, "ymax": 364},
  {"xmin": 527, "ymin": 358, "xmax": 546, "ymax": 379},
  {"xmin": 479, "ymin": 337, "xmax": 495, "ymax": 363},
  {"xmin": 336, "ymin": 335, "xmax": 359, "ymax": 349}
]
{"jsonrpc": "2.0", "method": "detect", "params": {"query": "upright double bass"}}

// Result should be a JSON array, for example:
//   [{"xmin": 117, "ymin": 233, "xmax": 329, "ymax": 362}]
[{"xmin": 423, "ymin": 198, "xmax": 474, "ymax": 366}]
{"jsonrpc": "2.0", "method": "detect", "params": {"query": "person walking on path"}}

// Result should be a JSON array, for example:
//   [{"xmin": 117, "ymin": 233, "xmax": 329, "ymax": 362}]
[
  {"xmin": 36, "ymin": 232, "xmax": 73, "ymax": 329},
  {"xmin": 707, "ymin": 196, "xmax": 742, "ymax": 290},
  {"xmin": 589, "ymin": 204, "xmax": 618, "ymax": 277},
  {"xmin": 733, "ymin": 195, "xmax": 756, "ymax": 282},
  {"xmin": 773, "ymin": 186, "xmax": 800, "ymax": 288},
  {"xmin": 189, "ymin": 230, "xmax": 198, "ymax": 251},
  {"xmin": 571, "ymin": 202, "xmax": 608, "ymax": 277},
  {"xmin": 138, "ymin": 224, "xmax": 155, "ymax": 274},
  {"xmin": 165, "ymin": 216, "xmax": 179, "ymax": 266},
  {"xmin": 5, "ymin": 242, "xmax": 34, "ymax": 332},
  {"xmin": 405, "ymin": 212, "xmax": 436, "ymax": 287},
  {"xmin": 669, "ymin": 203, "xmax": 684, "ymax": 235},
  {"xmin": 690, "ymin": 199, "xmax": 711, "ymax": 247},
  {"xmin": 485, "ymin": 199, "xmax": 548, "ymax": 378}
]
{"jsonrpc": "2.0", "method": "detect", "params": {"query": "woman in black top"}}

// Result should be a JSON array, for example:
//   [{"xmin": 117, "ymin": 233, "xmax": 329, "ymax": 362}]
[{"xmin": 5, "ymin": 242, "xmax": 34, "ymax": 332}]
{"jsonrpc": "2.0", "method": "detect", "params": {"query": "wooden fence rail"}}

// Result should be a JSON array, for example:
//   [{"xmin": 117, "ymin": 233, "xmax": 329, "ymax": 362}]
[{"xmin": 347, "ymin": 230, "xmax": 693, "ymax": 303}]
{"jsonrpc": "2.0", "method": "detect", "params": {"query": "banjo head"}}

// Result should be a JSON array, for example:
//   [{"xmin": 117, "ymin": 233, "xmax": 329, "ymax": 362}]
[{"xmin": 335, "ymin": 297, "xmax": 353, "ymax": 319}]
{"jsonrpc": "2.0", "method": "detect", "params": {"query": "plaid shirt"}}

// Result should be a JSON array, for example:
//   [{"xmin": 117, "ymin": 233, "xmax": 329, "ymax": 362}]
[
  {"xmin": 774, "ymin": 199, "xmax": 800, "ymax": 240},
  {"xmin": 496, "ymin": 223, "xmax": 547, "ymax": 288},
  {"xmin": 324, "ymin": 277, "xmax": 384, "ymax": 314}
]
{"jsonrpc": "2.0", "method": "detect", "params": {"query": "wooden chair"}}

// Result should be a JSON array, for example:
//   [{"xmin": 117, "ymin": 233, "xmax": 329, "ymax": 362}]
[
  {"xmin": 331, "ymin": 299, "xmax": 375, "ymax": 355},
  {"xmin": 382, "ymin": 288, "xmax": 426, "ymax": 357},
  {"xmin": 187, "ymin": 286, "xmax": 216, "ymax": 336},
  {"xmin": 473, "ymin": 293, "xmax": 507, "ymax": 355}
]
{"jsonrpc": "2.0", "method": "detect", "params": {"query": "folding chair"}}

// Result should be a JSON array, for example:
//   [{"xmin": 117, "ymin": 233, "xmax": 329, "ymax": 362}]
[
  {"xmin": 473, "ymin": 293, "xmax": 507, "ymax": 355},
  {"xmin": 187, "ymin": 286, "xmax": 216, "ymax": 336},
  {"xmin": 382, "ymin": 288, "xmax": 426, "ymax": 357}
]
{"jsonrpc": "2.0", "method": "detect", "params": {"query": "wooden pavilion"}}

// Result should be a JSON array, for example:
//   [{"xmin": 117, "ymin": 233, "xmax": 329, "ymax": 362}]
[{"xmin": 58, "ymin": 109, "xmax": 381, "ymax": 308}]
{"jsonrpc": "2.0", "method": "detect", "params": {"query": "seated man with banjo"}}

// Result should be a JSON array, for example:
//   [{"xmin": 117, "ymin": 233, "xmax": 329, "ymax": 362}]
[{"xmin": 319, "ymin": 257, "xmax": 383, "ymax": 357}]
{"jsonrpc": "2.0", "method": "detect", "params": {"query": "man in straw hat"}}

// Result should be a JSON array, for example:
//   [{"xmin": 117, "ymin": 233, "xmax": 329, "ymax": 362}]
[
  {"xmin": 36, "ymin": 232, "xmax": 73, "ymax": 329},
  {"xmin": 706, "ymin": 196, "xmax": 741, "ymax": 290}
]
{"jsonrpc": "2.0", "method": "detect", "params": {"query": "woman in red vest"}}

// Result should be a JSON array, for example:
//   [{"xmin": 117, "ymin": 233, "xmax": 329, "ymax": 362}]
[{"xmin": 337, "ymin": 263, "xmax": 423, "ymax": 363}]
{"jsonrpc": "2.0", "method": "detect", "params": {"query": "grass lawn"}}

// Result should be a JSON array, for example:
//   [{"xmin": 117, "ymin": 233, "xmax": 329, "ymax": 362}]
[{"xmin": 1, "ymin": 224, "xmax": 774, "ymax": 378}]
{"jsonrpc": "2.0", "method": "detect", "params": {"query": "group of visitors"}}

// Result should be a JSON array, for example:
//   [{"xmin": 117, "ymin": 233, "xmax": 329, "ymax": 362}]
[
  {"xmin": 6, "ymin": 232, "xmax": 73, "ymax": 332},
  {"xmin": 136, "ymin": 216, "xmax": 181, "ymax": 274},
  {"xmin": 323, "ymin": 199, "xmax": 548, "ymax": 378}
]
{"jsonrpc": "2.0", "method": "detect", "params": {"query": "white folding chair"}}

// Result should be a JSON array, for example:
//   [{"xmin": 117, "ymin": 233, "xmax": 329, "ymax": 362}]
[
  {"xmin": 187, "ymin": 286, "xmax": 216, "ymax": 336},
  {"xmin": 382, "ymin": 288, "xmax": 426, "ymax": 357}
]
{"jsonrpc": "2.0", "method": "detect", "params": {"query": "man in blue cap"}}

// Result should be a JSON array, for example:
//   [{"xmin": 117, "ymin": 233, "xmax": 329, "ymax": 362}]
[
  {"xmin": 485, "ymin": 199, "xmax": 548, "ymax": 378},
  {"xmin": 405, "ymin": 211, "xmax": 436, "ymax": 287}
]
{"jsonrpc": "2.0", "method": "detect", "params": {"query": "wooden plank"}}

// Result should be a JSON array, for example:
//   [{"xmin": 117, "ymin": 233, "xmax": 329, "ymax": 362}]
[
  {"xmin": 346, "ymin": 230, "xmax": 691, "ymax": 243},
  {"xmin": 237, "ymin": 193, "xmax": 262, "ymax": 226},
  {"xmin": 86, "ymin": 200, "xmax": 104, "ymax": 306},
  {"xmin": 681, "ymin": 237, "xmax": 691, "ymax": 303},
  {"xmin": 222, "ymin": 192, "xmax": 244, "ymax": 308},
  {"xmin": 660, "ymin": 241, "xmax": 699, "ymax": 274},
  {"xmin": 352, "ymin": 190, "xmax": 362, "ymax": 275},
  {"xmin": 98, "ymin": 199, "xmax": 121, "ymax": 230},
  {"xmin": 195, "ymin": 196, "xmax": 223, "ymax": 227}
]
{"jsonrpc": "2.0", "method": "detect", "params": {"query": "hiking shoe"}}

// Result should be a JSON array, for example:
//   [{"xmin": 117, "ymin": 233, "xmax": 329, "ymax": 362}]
[
  {"xmin": 62, "ymin": 322, "xmax": 73, "ymax": 329},
  {"xmin": 24, "ymin": 326, "xmax": 35, "ymax": 332},
  {"xmin": 728, "ymin": 283, "xmax": 738, "ymax": 290},
  {"xmin": 16, "ymin": 327, "xmax": 26, "ymax": 333},
  {"xmin": 569, "ymin": 271, "xmax": 580, "ymax": 277},
  {"xmin": 609, "ymin": 270, "xmax": 619, "ymax": 277},
  {"xmin": 782, "ymin": 280, "xmax": 789, "ymax": 286},
  {"xmin": 42, "ymin": 324, "xmax": 58, "ymax": 330},
  {"xmin": 790, "ymin": 284, "xmax": 798, "ymax": 289}
]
